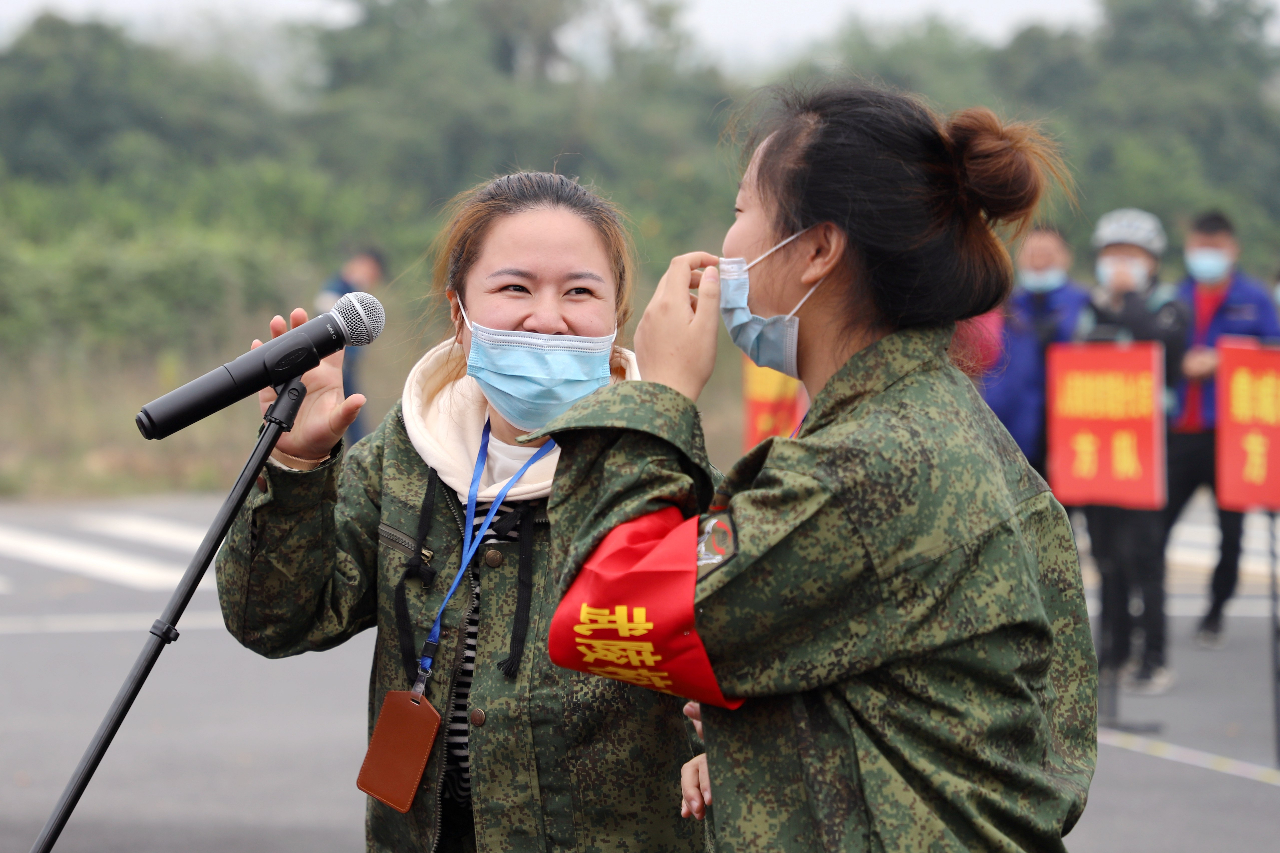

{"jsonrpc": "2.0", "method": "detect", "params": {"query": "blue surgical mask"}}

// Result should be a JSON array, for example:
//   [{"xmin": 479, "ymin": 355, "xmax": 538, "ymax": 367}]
[
  {"xmin": 719, "ymin": 228, "xmax": 825, "ymax": 379},
  {"xmin": 1019, "ymin": 267, "xmax": 1068, "ymax": 293},
  {"xmin": 1185, "ymin": 248, "xmax": 1233, "ymax": 284},
  {"xmin": 458, "ymin": 302, "xmax": 615, "ymax": 431}
]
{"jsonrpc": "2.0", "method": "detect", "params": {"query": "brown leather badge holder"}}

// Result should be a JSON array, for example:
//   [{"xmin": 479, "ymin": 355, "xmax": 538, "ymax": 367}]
[{"xmin": 356, "ymin": 690, "xmax": 442, "ymax": 813}]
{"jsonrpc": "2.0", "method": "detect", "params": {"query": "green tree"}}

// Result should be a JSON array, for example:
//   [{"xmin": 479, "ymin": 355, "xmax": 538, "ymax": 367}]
[{"xmin": 0, "ymin": 14, "xmax": 285, "ymax": 182}]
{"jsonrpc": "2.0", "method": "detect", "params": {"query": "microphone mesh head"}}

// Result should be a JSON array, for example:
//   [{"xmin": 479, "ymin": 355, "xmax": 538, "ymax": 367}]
[{"xmin": 332, "ymin": 292, "xmax": 385, "ymax": 346}]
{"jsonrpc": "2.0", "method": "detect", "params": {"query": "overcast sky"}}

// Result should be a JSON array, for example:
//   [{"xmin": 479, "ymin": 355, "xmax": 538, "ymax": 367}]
[{"xmin": 0, "ymin": 0, "xmax": 1104, "ymax": 63}]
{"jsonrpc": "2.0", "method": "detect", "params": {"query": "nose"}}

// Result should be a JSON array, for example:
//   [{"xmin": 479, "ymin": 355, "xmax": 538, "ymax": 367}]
[{"xmin": 521, "ymin": 293, "xmax": 571, "ymax": 335}]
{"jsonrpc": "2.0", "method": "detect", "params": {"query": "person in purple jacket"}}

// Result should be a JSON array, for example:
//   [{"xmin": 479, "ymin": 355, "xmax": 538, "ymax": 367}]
[
  {"xmin": 1164, "ymin": 211, "xmax": 1280, "ymax": 648},
  {"xmin": 982, "ymin": 226, "xmax": 1091, "ymax": 475}
]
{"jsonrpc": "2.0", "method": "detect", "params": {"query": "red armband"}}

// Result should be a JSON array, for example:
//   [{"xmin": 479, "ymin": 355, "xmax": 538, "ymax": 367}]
[{"xmin": 548, "ymin": 506, "xmax": 743, "ymax": 709}]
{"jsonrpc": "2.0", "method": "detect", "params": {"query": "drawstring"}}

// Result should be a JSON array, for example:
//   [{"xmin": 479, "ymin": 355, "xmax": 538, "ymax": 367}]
[
  {"xmin": 392, "ymin": 462, "xmax": 541, "ymax": 683},
  {"xmin": 497, "ymin": 504, "xmax": 536, "ymax": 679},
  {"xmin": 396, "ymin": 468, "xmax": 440, "ymax": 683}
]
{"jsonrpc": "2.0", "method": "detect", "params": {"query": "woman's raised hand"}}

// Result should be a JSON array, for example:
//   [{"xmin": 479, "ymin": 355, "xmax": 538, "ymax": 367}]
[
  {"xmin": 635, "ymin": 252, "xmax": 722, "ymax": 402},
  {"xmin": 254, "ymin": 307, "xmax": 365, "ymax": 467}
]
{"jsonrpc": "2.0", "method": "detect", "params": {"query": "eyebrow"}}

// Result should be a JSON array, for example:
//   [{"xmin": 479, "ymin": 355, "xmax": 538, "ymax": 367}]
[{"xmin": 487, "ymin": 267, "xmax": 606, "ymax": 284}]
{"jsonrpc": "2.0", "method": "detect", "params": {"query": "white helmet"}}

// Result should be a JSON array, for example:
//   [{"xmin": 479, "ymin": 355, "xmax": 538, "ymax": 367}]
[{"xmin": 1091, "ymin": 208, "xmax": 1167, "ymax": 257}]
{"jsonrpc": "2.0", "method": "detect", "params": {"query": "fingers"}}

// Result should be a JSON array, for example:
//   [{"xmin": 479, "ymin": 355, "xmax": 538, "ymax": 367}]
[
  {"xmin": 656, "ymin": 252, "xmax": 719, "ymax": 302},
  {"xmin": 683, "ymin": 701, "xmax": 704, "ymax": 739},
  {"xmin": 329, "ymin": 394, "xmax": 366, "ymax": 437},
  {"xmin": 692, "ymin": 265, "xmax": 721, "ymax": 337},
  {"xmin": 269, "ymin": 308, "xmax": 309, "ymax": 340},
  {"xmin": 680, "ymin": 756, "xmax": 708, "ymax": 820}
]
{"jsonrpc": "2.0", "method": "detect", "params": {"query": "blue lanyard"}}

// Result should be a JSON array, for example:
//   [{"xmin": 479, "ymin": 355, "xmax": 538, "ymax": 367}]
[{"xmin": 417, "ymin": 420, "xmax": 555, "ymax": 678}]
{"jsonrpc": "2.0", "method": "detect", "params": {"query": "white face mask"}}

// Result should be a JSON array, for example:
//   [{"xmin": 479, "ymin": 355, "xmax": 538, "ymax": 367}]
[
  {"xmin": 718, "ymin": 227, "xmax": 825, "ymax": 378},
  {"xmin": 1095, "ymin": 257, "xmax": 1151, "ymax": 291}
]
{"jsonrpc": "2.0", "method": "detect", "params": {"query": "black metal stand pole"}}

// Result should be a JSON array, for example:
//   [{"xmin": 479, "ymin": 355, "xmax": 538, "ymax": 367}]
[
  {"xmin": 28, "ymin": 377, "xmax": 308, "ymax": 853},
  {"xmin": 1271, "ymin": 511, "xmax": 1279, "ymax": 769}
]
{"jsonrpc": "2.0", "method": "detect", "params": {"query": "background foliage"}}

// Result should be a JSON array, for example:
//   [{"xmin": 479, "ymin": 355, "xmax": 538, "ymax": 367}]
[{"xmin": 2, "ymin": 0, "xmax": 1279, "ymax": 494}]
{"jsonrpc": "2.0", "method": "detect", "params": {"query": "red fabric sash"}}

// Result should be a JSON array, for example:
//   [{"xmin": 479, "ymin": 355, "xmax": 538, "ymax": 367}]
[{"xmin": 548, "ymin": 507, "xmax": 742, "ymax": 709}]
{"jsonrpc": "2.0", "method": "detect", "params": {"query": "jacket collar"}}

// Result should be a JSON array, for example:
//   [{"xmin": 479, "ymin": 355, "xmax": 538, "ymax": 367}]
[{"xmin": 800, "ymin": 324, "xmax": 955, "ymax": 436}]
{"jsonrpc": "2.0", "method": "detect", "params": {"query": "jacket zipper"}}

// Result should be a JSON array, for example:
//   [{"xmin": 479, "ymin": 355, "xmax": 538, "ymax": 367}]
[{"xmin": 429, "ymin": 488, "xmax": 470, "ymax": 853}]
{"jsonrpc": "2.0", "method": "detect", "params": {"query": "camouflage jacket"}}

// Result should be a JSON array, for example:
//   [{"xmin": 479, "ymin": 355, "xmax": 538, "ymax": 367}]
[
  {"xmin": 215, "ymin": 401, "xmax": 705, "ymax": 853},
  {"xmin": 535, "ymin": 325, "xmax": 1098, "ymax": 852}
]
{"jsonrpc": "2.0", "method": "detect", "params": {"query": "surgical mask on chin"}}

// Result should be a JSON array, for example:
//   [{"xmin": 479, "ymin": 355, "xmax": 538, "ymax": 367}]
[
  {"xmin": 1185, "ymin": 248, "xmax": 1233, "ymax": 284},
  {"xmin": 719, "ymin": 228, "xmax": 825, "ymax": 379},
  {"xmin": 1095, "ymin": 257, "xmax": 1151, "ymax": 291},
  {"xmin": 458, "ymin": 302, "xmax": 615, "ymax": 431},
  {"xmin": 1018, "ymin": 267, "xmax": 1068, "ymax": 294}
]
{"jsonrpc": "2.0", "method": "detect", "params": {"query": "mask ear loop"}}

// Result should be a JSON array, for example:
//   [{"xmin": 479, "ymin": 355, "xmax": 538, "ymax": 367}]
[
  {"xmin": 786, "ymin": 276, "xmax": 827, "ymax": 320},
  {"xmin": 455, "ymin": 296, "xmax": 474, "ymax": 331},
  {"xmin": 745, "ymin": 225, "xmax": 815, "ymax": 271}
]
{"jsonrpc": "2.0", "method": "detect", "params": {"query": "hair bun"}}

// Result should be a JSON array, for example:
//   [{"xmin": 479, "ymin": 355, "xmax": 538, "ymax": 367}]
[{"xmin": 946, "ymin": 107, "xmax": 1065, "ymax": 225}]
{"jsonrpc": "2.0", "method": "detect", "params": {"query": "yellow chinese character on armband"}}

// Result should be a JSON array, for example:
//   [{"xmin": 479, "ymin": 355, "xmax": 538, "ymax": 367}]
[
  {"xmin": 576, "ymin": 639, "xmax": 664, "ymax": 667},
  {"xmin": 587, "ymin": 666, "xmax": 674, "ymax": 691},
  {"xmin": 1071, "ymin": 431, "xmax": 1099, "ymax": 479},
  {"xmin": 1111, "ymin": 430, "xmax": 1142, "ymax": 480},
  {"xmin": 574, "ymin": 604, "xmax": 654, "ymax": 637},
  {"xmin": 1243, "ymin": 431, "xmax": 1269, "ymax": 485}
]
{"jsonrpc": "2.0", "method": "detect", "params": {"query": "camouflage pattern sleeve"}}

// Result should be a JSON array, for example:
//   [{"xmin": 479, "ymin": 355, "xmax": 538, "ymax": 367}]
[
  {"xmin": 530, "ymin": 381, "xmax": 717, "ymax": 595},
  {"xmin": 215, "ymin": 422, "xmax": 386, "ymax": 658}
]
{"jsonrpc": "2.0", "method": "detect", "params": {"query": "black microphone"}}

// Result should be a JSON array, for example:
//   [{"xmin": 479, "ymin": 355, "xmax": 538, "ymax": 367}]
[{"xmin": 135, "ymin": 292, "xmax": 385, "ymax": 440}]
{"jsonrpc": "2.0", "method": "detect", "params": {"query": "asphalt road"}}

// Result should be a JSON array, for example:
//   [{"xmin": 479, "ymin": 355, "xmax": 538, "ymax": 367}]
[{"xmin": 1, "ymin": 492, "xmax": 1278, "ymax": 853}]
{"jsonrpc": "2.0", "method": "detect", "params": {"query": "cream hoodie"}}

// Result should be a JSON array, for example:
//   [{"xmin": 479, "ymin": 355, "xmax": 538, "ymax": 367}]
[{"xmin": 402, "ymin": 339, "xmax": 640, "ymax": 504}]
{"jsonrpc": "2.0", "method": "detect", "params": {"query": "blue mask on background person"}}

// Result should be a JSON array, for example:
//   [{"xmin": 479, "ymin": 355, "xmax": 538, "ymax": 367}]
[
  {"xmin": 1185, "ymin": 248, "xmax": 1233, "ymax": 284},
  {"xmin": 1019, "ymin": 267, "xmax": 1068, "ymax": 293},
  {"xmin": 719, "ymin": 228, "xmax": 825, "ymax": 379},
  {"xmin": 458, "ymin": 302, "xmax": 614, "ymax": 431}
]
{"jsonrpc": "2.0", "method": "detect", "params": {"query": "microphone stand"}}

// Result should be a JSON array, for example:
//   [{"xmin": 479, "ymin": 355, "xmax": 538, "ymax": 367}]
[{"xmin": 28, "ymin": 377, "xmax": 308, "ymax": 853}]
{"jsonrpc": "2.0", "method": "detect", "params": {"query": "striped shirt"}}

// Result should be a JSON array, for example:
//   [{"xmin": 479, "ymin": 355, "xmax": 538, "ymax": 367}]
[{"xmin": 441, "ymin": 501, "xmax": 522, "ymax": 805}]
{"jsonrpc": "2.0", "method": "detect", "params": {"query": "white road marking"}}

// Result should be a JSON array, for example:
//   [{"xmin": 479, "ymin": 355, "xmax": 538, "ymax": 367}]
[
  {"xmin": 0, "ymin": 610, "xmax": 224, "ymax": 635},
  {"xmin": 74, "ymin": 513, "xmax": 208, "ymax": 552},
  {"xmin": 0, "ymin": 524, "xmax": 186, "ymax": 591},
  {"xmin": 1098, "ymin": 728, "xmax": 1280, "ymax": 786},
  {"xmin": 0, "ymin": 574, "xmax": 12, "ymax": 594}
]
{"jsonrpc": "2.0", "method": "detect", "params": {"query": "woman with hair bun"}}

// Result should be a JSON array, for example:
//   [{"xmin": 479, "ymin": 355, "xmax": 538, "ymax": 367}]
[{"xmin": 535, "ymin": 84, "xmax": 1097, "ymax": 850}]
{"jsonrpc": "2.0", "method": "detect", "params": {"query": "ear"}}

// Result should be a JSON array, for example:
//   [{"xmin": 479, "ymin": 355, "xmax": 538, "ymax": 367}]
[
  {"xmin": 799, "ymin": 222, "xmax": 846, "ymax": 286},
  {"xmin": 448, "ymin": 291, "xmax": 464, "ymax": 342}
]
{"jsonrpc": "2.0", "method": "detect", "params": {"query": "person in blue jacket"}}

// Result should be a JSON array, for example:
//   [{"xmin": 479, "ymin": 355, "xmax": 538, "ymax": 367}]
[
  {"xmin": 982, "ymin": 226, "xmax": 1091, "ymax": 474},
  {"xmin": 315, "ymin": 247, "xmax": 386, "ymax": 444},
  {"xmin": 1164, "ymin": 211, "xmax": 1280, "ymax": 647}
]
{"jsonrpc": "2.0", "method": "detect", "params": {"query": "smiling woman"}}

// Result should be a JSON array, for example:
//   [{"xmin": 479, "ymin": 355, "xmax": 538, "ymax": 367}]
[
  {"xmin": 428, "ymin": 173, "xmax": 636, "ymax": 445},
  {"xmin": 214, "ymin": 172, "xmax": 705, "ymax": 853}
]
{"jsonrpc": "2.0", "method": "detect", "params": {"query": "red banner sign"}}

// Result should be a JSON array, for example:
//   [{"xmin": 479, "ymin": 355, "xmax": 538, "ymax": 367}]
[
  {"xmin": 1046, "ymin": 342, "xmax": 1166, "ymax": 509},
  {"xmin": 1216, "ymin": 337, "xmax": 1280, "ymax": 511}
]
